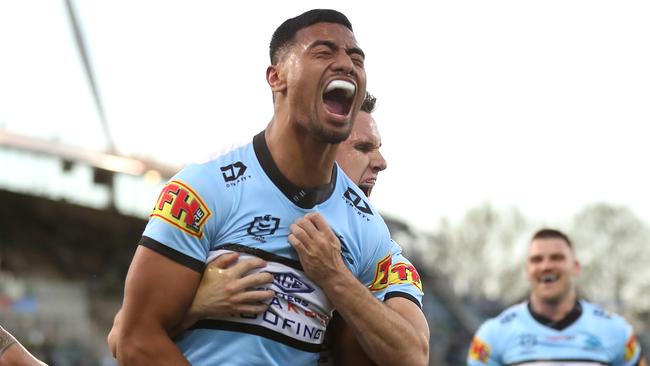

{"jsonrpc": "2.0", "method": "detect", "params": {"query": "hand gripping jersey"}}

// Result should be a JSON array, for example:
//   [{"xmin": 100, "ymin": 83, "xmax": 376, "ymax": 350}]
[
  {"xmin": 140, "ymin": 131, "xmax": 424, "ymax": 366},
  {"xmin": 467, "ymin": 300, "xmax": 644, "ymax": 366}
]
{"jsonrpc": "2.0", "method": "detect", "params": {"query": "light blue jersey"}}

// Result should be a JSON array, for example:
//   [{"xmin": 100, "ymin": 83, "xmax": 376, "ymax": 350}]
[
  {"xmin": 139, "ymin": 132, "xmax": 424, "ymax": 366},
  {"xmin": 468, "ymin": 300, "xmax": 643, "ymax": 366}
]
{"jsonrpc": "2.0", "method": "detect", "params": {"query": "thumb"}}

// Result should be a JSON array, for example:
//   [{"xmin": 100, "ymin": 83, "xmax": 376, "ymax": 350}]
[{"xmin": 208, "ymin": 252, "xmax": 240, "ymax": 269}]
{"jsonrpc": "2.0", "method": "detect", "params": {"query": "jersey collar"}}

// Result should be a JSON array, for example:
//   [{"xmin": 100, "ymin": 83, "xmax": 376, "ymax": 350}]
[
  {"xmin": 253, "ymin": 131, "xmax": 337, "ymax": 209},
  {"xmin": 527, "ymin": 299, "xmax": 583, "ymax": 330}
]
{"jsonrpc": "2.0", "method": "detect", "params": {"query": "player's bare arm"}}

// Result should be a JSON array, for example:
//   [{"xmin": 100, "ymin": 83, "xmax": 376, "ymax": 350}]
[
  {"xmin": 107, "ymin": 252, "xmax": 274, "ymax": 358},
  {"xmin": 115, "ymin": 246, "xmax": 199, "ymax": 365},
  {"xmin": 289, "ymin": 212, "xmax": 429, "ymax": 366}
]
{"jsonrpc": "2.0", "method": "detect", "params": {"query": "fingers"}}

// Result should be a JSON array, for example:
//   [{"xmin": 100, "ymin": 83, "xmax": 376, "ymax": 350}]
[
  {"xmin": 304, "ymin": 211, "xmax": 328, "ymax": 231},
  {"xmin": 235, "ymin": 289, "xmax": 275, "ymax": 304},
  {"xmin": 230, "ymin": 257, "xmax": 268, "ymax": 278},
  {"xmin": 288, "ymin": 233, "xmax": 305, "ymax": 253},
  {"xmin": 208, "ymin": 252, "xmax": 239, "ymax": 270},
  {"xmin": 237, "ymin": 271, "xmax": 274, "ymax": 290}
]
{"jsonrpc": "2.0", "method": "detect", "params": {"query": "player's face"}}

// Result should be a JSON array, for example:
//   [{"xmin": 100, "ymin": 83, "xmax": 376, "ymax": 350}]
[
  {"xmin": 279, "ymin": 22, "xmax": 366, "ymax": 143},
  {"xmin": 336, "ymin": 111, "xmax": 387, "ymax": 197},
  {"xmin": 526, "ymin": 238, "xmax": 580, "ymax": 305}
]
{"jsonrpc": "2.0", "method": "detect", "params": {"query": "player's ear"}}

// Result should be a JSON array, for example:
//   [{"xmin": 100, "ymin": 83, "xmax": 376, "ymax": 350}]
[{"xmin": 266, "ymin": 64, "xmax": 286, "ymax": 92}]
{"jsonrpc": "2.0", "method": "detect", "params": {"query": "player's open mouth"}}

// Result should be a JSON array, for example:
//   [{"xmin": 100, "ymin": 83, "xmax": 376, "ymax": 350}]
[
  {"xmin": 323, "ymin": 80, "xmax": 355, "ymax": 117},
  {"xmin": 539, "ymin": 274, "xmax": 558, "ymax": 284}
]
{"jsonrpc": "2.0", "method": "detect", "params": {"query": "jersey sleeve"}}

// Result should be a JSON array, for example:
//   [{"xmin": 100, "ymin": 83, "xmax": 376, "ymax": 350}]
[
  {"xmin": 467, "ymin": 319, "xmax": 502, "ymax": 366},
  {"xmin": 612, "ymin": 316, "xmax": 643, "ymax": 366},
  {"xmin": 382, "ymin": 240, "xmax": 423, "ymax": 308},
  {"xmin": 355, "ymin": 227, "xmax": 394, "ymax": 302},
  {"xmin": 140, "ymin": 163, "xmax": 226, "ymax": 273}
]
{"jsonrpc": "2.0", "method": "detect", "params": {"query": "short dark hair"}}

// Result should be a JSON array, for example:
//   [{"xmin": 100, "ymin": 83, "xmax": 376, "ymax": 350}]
[
  {"xmin": 531, "ymin": 228, "xmax": 573, "ymax": 249},
  {"xmin": 360, "ymin": 92, "xmax": 376, "ymax": 113},
  {"xmin": 270, "ymin": 9, "xmax": 353, "ymax": 64}
]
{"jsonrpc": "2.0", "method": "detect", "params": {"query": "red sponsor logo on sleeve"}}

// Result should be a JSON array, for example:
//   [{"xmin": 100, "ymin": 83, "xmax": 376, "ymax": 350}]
[
  {"xmin": 625, "ymin": 334, "xmax": 638, "ymax": 361},
  {"xmin": 368, "ymin": 254, "xmax": 392, "ymax": 292},
  {"xmin": 469, "ymin": 336, "xmax": 491, "ymax": 363},
  {"xmin": 151, "ymin": 180, "xmax": 212, "ymax": 238},
  {"xmin": 388, "ymin": 262, "xmax": 423, "ymax": 293}
]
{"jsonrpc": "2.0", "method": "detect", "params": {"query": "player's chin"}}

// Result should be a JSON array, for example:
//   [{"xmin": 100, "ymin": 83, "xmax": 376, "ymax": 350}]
[{"xmin": 359, "ymin": 184, "xmax": 372, "ymax": 197}]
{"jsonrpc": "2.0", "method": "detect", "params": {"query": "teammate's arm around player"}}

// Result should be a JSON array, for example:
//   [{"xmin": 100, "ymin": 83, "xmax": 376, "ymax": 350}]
[
  {"xmin": 107, "ymin": 253, "xmax": 273, "ymax": 357},
  {"xmin": 289, "ymin": 212, "xmax": 430, "ymax": 366}
]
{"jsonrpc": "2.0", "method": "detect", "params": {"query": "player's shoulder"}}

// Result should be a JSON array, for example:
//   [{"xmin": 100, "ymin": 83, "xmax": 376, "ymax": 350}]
[
  {"xmin": 175, "ymin": 140, "xmax": 255, "ymax": 187},
  {"xmin": 479, "ymin": 302, "xmax": 527, "ymax": 333},
  {"xmin": 580, "ymin": 300, "xmax": 634, "ymax": 331}
]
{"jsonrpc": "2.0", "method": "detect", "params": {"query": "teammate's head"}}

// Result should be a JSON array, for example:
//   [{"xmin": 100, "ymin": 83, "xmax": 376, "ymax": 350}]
[
  {"xmin": 526, "ymin": 229, "xmax": 580, "ymax": 306},
  {"xmin": 336, "ymin": 92, "xmax": 386, "ymax": 197},
  {"xmin": 266, "ymin": 9, "xmax": 366, "ymax": 144}
]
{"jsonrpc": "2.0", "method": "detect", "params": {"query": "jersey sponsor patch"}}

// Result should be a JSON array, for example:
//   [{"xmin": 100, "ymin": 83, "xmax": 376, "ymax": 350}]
[
  {"xmin": 624, "ymin": 334, "xmax": 638, "ymax": 361},
  {"xmin": 202, "ymin": 249, "xmax": 333, "ymax": 351},
  {"xmin": 469, "ymin": 336, "xmax": 491, "ymax": 363},
  {"xmin": 368, "ymin": 253, "xmax": 392, "ymax": 292},
  {"xmin": 388, "ymin": 262, "xmax": 423, "ymax": 293},
  {"xmin": 151, "ymin": 180, "xmax": 212, "ymax": 238}
]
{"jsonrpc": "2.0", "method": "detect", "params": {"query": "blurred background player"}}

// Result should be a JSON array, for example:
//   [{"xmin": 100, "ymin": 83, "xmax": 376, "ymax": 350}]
[{"xmin": 467, "ymin": 228, "xmax": 646, "ymax": 366}]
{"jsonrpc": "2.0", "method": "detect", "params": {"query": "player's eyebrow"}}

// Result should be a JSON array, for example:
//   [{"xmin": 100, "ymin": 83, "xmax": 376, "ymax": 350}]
[{"xmin": 309, "ymin": 40, "xmax": 365, "ymax": 60}]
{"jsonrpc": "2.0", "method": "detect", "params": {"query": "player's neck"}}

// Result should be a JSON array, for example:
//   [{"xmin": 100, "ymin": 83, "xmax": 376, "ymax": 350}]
[
  {"xmin": 265, "ymin": 119, "xmax": 338, "ymax": 188},
  {"xmin": 529, "ymin": 291, "xmax": 577, "ymax": 322}
]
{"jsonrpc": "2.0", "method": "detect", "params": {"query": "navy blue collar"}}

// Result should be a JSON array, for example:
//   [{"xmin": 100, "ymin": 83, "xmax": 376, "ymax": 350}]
[{"xmin": 253, "ymin": 131, "xmax": 337, "ymax": 209}]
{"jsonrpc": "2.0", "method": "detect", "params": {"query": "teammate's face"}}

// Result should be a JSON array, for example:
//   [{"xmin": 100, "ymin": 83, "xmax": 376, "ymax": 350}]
[
  {"xmin": 526, "ymin": 238, "xmax": 580, "ymax": 305},
  {"xmin": 336, "ymin": 111, "xmax": 387, "ymax": 197},
  {"xmin": 276, "ymin": 22, "xmax": 366, "ymax": 143}
]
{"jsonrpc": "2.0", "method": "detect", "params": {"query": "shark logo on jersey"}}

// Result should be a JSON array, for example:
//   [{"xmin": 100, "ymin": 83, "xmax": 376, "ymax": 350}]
[
  {"xmin": 247, "ymin": 214, "xmax": 280, "ymax": 242},
  {"xmin": 272, "ymin": 272, "xmax": 314, "ymax": 294}
]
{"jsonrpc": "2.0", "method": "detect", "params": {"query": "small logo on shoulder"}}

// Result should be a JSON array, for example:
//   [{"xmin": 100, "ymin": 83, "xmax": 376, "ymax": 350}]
[
  {"xmin": 221, "ymin": 162, "xmax": 250, "ymax": 187},
  {"xmin": 343, "ymin": 187, "xmax": 373, "ymax": 220},
  {"xmin": 247, "ymin": 214, "xmax": 280, "ymax": 242}
]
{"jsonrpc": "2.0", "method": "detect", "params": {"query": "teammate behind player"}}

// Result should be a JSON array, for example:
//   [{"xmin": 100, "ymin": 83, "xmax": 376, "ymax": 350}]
[{"xmin": 467, "ymin": 229, "xmax": 646, "ymax": 366}]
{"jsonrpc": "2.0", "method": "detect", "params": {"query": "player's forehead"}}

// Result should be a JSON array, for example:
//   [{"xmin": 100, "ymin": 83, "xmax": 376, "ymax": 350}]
[
  {"xmin": 349, "ymin": 112, "xmax": 380, "ymax": 143},
  {"xmin": 293, "ymin": 22, "xmax": 360, "ymax": 51},
  {"xmin": 528, "ymin": 237, "xmax": 572, "ymax": 257}
]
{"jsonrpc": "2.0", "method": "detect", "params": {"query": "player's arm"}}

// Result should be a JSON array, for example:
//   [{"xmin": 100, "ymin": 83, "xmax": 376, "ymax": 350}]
[
  {"xmin": 0, "ymin": 326, "xmax": 46, "ymax": 366},
  {"xmin": 289, "ymin": 212, "xmax": 429, "ymax": 366},
  {"xmin": 107, "ymin": 253, "xmax": 274, "ymax": 358},
  {"xmin": 115, "ymin": 245, "xmax": 200, "ymax": 365}
]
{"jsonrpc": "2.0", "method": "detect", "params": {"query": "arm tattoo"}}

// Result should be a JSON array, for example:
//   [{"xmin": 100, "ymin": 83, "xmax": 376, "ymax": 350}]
[{"xmin": 0, "ymin": 325, "xmax": 18, "ymax": 357}]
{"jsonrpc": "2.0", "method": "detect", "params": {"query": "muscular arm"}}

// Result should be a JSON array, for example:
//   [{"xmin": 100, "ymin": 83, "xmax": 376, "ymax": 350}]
[
  {"xmin": 108, "ymin": 252, "xmax": 273, "ymax": 358},
  {"xmin": 115, "ymin": 245, "xmax": 201, "ymax": 365},
  {"xmin": 289, "ymin": 213, "xmax": 429, "ymax": 366},
  {"xmin": 329, "ymin": 297, "xmax": 428, "ymax": 366}
]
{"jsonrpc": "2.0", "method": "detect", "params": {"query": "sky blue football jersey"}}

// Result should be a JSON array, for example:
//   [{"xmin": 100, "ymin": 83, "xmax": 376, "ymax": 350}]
[
  {"xmin": 139, "ymin": 131, "xmax": 424, "ymax": 366},
  {"xmin": 468, "ymin": 300, "xmax": 643, "ymax": 366}
]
